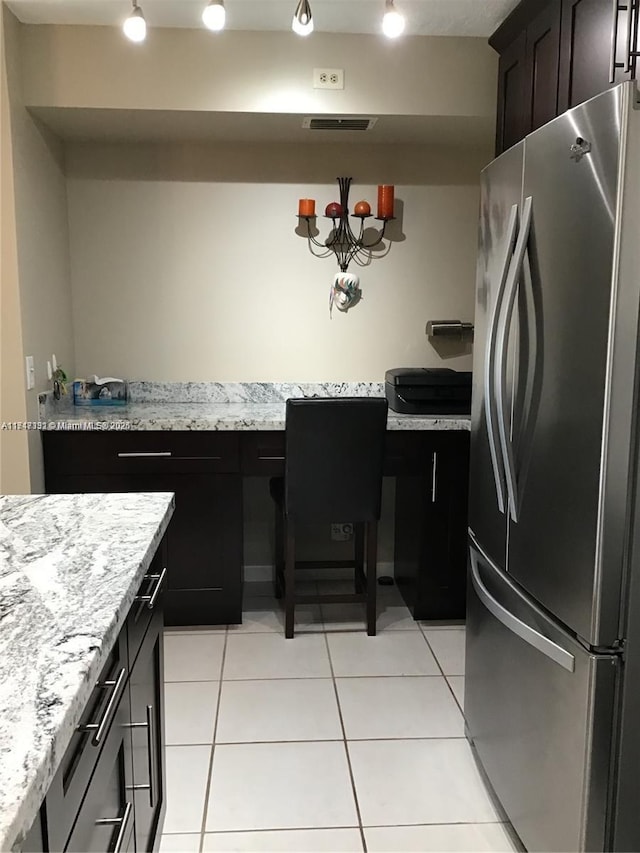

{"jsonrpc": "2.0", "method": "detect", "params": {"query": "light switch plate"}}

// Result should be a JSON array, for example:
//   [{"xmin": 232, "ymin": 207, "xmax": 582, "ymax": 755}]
[{"xmin": 25, "ymin": 356, "xmax": 35, "ymax": 390}]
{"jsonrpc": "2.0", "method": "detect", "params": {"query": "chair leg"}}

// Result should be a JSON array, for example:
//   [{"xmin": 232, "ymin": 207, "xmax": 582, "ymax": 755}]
[
  {"xmin": 366, "ymin": 521, "xmax": 378, "ymax": 636},
  {"xmin": 273, "ymin": 506, "xmax": 284, "ymax": 599},
  {"xmin": 284, "ymin": 519, "xmax": 296, "ymax": 639},
  {"xmin": 354, "ymin": 522, "xmax": 365, "ymax": 593}
]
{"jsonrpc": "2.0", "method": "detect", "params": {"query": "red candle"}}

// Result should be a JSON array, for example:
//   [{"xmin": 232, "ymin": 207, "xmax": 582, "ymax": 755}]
[
  {"xmin": 298, "ymin": 198, "xmax": 316, "ymax": 217},
  {"xmin": 377, "ymin": 185, "xmax": 395, "ymax": 219},
  {"xmin": 325, "ymin": 201, "xmax": 343, "ymax": 218}
]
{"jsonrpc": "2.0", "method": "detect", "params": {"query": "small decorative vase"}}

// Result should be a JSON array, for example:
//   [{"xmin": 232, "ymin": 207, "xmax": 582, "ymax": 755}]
[{"xmin": 330, "ymin": 272, "xmax": 361, "ymax": 317}]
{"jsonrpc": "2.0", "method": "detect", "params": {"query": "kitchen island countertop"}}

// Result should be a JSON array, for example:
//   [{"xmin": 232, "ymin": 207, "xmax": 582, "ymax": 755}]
[{"xmin": 0, "ymin": 491, "xmax": 174, "ymax": 852}]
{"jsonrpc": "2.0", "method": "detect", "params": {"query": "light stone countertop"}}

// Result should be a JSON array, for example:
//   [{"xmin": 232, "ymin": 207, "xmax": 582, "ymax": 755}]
[
  {"xmin": 39, "ymin": 401, "xmax": 470, "ymax": 431},
  {"xmin": 0, "ymin": 492, "xmax": 175, "ymax": 852}
]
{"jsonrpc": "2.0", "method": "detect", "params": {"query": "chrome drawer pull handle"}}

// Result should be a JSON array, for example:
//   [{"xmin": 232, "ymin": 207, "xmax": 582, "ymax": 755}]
[
  {"xmin": 95, "ymin": 800, "xmax": 132, "ymax": 853},
  {"xmin": 117, "ymin": 451, "xmax": 172, "ymax": 458},
  {"xmin": 78, "ymin": 667, "xmax": 127, "ymax": 746},
  {"xmin": 431, "ymin": 451, "xmax": 437, "ymax": 503},
  {"xmin": 259, "ymin": 455, "xmax": 285, "ymax": 461},
  {"xmin": 134, "ymin": 566, "xmax": 168, "ymax": 609},
  {"xmin": 125, "ymin": 705, "xmax": 156, "ymax": 807},
  {"xmin": 146, "ymin": 704, "xmax": 156, "ymax": 807}
]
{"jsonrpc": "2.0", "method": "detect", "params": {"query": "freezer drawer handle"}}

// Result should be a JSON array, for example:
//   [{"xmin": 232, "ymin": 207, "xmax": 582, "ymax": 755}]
[{"xmin": 470, "ymin": 552, "xmax": 575, "ymax": 673}]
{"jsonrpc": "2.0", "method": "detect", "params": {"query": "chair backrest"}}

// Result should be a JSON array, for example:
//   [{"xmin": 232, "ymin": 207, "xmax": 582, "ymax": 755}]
[{"xmin": 284, "ymin": 397, "xmax": 388, "ymax": 523}]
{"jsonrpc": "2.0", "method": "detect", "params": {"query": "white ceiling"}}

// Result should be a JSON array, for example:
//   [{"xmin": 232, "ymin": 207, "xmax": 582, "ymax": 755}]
[{"xmin": 7, "ymin": 0, "xmax": 519, "ymax": 37}]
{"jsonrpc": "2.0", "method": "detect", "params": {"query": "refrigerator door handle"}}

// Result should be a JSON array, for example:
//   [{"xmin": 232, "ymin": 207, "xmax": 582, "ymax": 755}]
[
  {"xmin": 469, "ymin": 547, "xmax": 576, "ymax": 673},
  {"xmin": 495, "ymin": 195, "xmax": 533, "ymax": 523},
  {"xmin": 484, "ymin": 202, "xmax": 519, "ymax": 515}
]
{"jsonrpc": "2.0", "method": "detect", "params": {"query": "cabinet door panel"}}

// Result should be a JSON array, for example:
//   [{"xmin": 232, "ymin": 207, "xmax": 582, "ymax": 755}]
[
  {"xmin": 416, "ymin": 443, "xmax": 469, "ymax": 620},
  {"xmin": 50, "ymin": 473, "xmax": 243, "ymax": 626},
  {"xmin": 496, "ymin": 31, "xmax": 527, "ymax": 153},
  {"xmin": 65, "ymin": 687, "xmax": 133, "ymax": 853},
  {"xmin": 129, "ymin": 606, "xmax": 165, "ymax": 852},
  {"xmin": 558, "ymin": 0, "xmax": 630, "ymax": 111},
  {"xmin": 525, "ymin": 1, "xmax": 561, "ymax": 131},
  {"xmin": 394, "ymin": 434, "xmax": 469, "ymax": 620}
]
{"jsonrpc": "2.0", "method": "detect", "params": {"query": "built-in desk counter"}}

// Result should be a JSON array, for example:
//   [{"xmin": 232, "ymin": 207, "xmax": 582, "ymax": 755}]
[{"xmin": 41, "ymin": 382, "xmax": 470, "ymax": 628}]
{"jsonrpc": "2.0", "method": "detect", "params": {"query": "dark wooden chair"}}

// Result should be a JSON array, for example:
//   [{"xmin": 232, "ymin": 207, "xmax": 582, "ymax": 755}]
[{"xmin": 269, "ymin": 397, "xmax": 388, "ymax": 638}]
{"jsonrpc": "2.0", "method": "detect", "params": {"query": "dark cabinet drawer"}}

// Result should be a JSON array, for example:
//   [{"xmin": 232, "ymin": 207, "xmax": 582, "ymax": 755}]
[
  {"xmin": 64, "ymin": 683, "xmax": 134, "ymax": 853},
  {"xmin": 127, "ymin": 539, "xmax": 167, "ymax": 670},
  {"xmin": 241, "ymin": 432, "xmax": 285, "ymax": 475},
  {"xmin": 44, "ymin": 631, "xmax": 128, "ymax": 852},
  {"xmin": 43, "ymin": 431, "xmax": 240, "ymax": 476}
]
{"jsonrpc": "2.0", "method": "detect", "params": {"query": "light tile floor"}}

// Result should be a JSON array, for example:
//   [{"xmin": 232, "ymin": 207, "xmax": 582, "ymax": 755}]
[{"xmin": 160, "ymin": 581, "xmax": 520, "ymax": 853}]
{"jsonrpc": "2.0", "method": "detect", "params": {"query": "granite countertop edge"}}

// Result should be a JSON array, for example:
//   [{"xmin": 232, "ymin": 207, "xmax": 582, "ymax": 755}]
[
  {"xmin": 38, "ymin": 401, "xmax": 471, "ymax": 432},
  {"xmin": 0, "ymin": 493, "xmax": 175, "ymax": 852}
]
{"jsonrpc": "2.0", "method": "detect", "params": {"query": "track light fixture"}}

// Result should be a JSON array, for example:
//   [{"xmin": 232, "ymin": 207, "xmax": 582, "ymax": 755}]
[
  {"xmin": 202, "ymin": 0, "xmax": 226, "ymax": 31},
  {"xmin": 118, "ymin": 0, "xmax": 406, "ymax": 43},
  {"xmin": 382, "ymin": 0, "xmax": 405, "ymax": 38},
  {"xmin": 123, "ymin": 0, "xmax": 147, "ymax": 42},
  {"xmin": 292, "ymin": 0, "xmax": 313, "ymax": 36}
]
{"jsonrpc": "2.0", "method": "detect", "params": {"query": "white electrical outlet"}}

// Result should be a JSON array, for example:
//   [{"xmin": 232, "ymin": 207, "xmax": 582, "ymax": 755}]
[
  {"xmin": 331, "ymin": 523, "xmax": 353, "ymax": 541},
  {"xmin": 25, "ymin": 356, "xmax": 35, "ymax": 390},
  {"xmin": 313, "ymin": 68, "xmax": 344, "ymax": 90}
]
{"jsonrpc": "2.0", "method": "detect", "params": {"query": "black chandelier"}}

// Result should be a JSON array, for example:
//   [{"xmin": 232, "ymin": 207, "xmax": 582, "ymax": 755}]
[{"xmin": 297, "ymin": 177, "xmax": 395, "ymax": 272}]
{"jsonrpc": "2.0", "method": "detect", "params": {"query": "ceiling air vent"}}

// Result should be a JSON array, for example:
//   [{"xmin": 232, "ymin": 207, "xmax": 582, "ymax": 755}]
[{"xmin": 302, "ymin": 117, "xmax": 378, "ymax": 131}]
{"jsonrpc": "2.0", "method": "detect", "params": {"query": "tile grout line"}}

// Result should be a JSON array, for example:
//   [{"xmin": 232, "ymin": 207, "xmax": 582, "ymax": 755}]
[
  {"xmin": 322, "ymin": 630, "xmax": 368, "ymax": 853},
  {"xmin": 167, "ymin": 734, "xmax": 469, "ymax": 747},
  {"xmin": 161, "ymin": 816, "xmax": 514, "ymax": 835},
  {"xmin": 197, "ymin": 624, "xmax": 229, "ymax": 852},
  {"xmin": 164, "ymin": 672, "xmax": 456, "ymax": 684},
  {"xmin": 418, "ymin": 624, "xmax": 466, "ymax": 713}
]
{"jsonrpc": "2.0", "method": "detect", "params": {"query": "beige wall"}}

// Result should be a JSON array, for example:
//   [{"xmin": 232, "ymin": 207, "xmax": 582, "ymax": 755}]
[
  {"xmin": 21, "ymin": 26, "xmax": 496, "ymax": 121},
  {"xmin": 3, "ymin": 7, "xmax": 75, "ymax": 492},
  {"xmin": 3, "ymin": 16, "xmax": 495, "ymax": 486},
  {"xmin": 66, "ymin": 140, "xmax": 487, "ymax": 381},
  {"xmin": 0, "ymin": 7, "xmax": 30, "ymax": 492}
]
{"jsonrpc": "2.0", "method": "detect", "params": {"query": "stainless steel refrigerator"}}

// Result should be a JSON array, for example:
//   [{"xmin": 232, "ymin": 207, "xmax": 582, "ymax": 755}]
[{"xmin": 466, "ymin": 81, "xmax": 640, "ymax": 853}]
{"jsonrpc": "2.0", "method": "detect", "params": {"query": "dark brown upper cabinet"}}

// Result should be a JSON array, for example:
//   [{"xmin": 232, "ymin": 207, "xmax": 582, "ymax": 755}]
[
  {"xmin": 525, "ymin": 2, "xmax": 561, "ymax": 131},
  {"xmin": 558, "ymin": 0, "xmax": 633, "ymax": 110},
  {"xmin": 491, "ymin": 0, "xmax": 638, "ymax": 155},
  {"xmin": 496, "ymin": 30, "xmax": 528, "ymax": 155}
]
